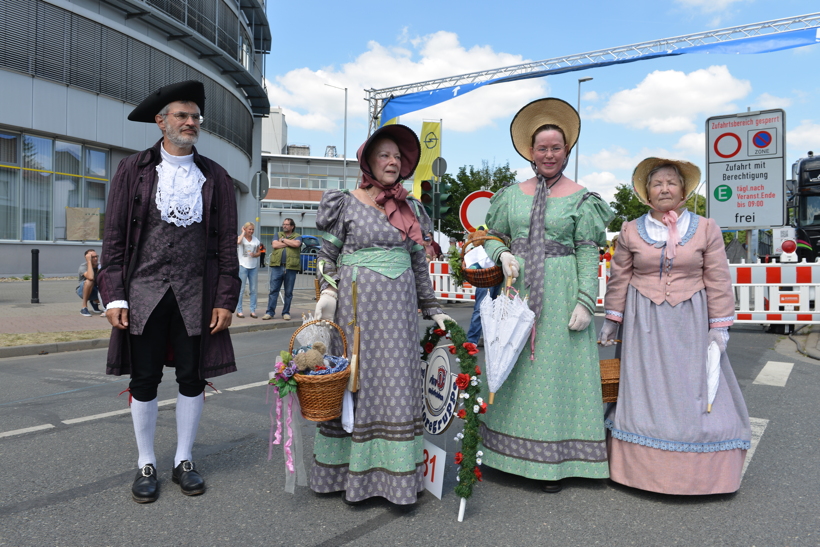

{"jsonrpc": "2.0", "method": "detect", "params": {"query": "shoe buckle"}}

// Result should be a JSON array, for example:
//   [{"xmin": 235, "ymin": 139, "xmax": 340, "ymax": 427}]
[
  {"xmin": 140, "ymin": 465, "xmax": 154, "ymax": 477},
  {"xmin": 181, "ymin": 461, "xmax": 194, "ymax": 472}
]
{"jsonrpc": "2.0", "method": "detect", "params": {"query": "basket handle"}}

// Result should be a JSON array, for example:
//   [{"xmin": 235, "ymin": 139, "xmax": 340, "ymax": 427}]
[
  {"xmin": 460, "ymin": 234, "xmax": 505, "ymax": 261},
  {"xmin": 289, "ymin": 319, "xmax": 349, "ymax": 358}
]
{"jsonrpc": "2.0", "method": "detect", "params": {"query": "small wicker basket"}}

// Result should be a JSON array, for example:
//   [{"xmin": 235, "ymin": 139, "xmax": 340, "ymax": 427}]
[
  {"xmin": 599, "ymin": 358, "xmax": 620, "ymax": 403},
  {"xmin": 290, "ymin": 320, "xmax": 350, "ymax": 422},
  {"xmin": 460, "ymin": 232, "xmax": 505, "ymax": 288}
]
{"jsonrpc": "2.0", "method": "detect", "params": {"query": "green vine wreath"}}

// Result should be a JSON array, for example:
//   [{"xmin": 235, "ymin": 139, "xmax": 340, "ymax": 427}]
[{"xmin": 420, "ymin": 319, "xmax": 486, "ymax": 500}]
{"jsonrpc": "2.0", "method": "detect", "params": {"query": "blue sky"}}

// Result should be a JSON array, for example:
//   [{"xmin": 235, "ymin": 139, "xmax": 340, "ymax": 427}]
[{"xmin": 263, "ymin": 0, "xmax": 820, "ymax": 204}]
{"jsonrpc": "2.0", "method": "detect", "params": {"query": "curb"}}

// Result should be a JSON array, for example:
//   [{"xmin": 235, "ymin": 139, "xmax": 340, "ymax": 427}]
[{"xmin": 0, "ymin": 320, "xmax": 303, "ymax": 360}]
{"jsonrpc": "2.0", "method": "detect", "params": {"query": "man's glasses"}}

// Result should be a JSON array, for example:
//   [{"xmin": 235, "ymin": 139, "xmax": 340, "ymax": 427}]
[{"xmin": 166, "ymin": 111, "xmax": 204, "ymax": 124}]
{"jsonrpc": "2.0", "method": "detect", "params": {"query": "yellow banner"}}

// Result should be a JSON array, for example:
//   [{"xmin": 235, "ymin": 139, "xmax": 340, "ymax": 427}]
[{"xmin": 414, "ymin": 121, "xmax": 440, "ymax": 197}]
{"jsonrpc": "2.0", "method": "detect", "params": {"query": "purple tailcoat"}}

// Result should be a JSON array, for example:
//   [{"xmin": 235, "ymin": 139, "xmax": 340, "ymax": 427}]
[{"xmin": 98, "ymin": 139, "xmax": 241, "ymax": 378}]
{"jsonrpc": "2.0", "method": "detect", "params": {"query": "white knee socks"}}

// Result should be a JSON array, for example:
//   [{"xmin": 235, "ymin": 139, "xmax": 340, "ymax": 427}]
[
  {"xmin": 131, "ymin": 397, "xmax": 158, "ymax": 468},
  {"xmin": 174, "ymin": 393, "xmax": 204, "ymax": 467}
]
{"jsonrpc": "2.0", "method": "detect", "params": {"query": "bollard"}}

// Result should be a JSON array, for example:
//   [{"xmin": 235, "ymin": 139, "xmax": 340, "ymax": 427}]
[{"xmin": 31, "ymin": 249, "xmax": 40, "ymax": 304}]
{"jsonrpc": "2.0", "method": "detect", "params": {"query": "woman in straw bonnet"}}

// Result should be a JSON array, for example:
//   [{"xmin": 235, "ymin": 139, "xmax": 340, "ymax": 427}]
[
  {"xmin": 599, "ymin": 158, "xmax": 751, "ymax": 494},
  {"xmin": 481, "ymin": 98, "xmax": 614, "ymax": 493},
  {"xmin": 310, "ymin": 124, "xmax": 452, "ymax": 505}
]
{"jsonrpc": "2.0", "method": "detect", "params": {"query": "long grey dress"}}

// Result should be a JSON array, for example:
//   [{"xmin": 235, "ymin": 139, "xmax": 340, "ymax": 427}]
[{"xmin": 310, "ymin": 190, "xmax": 442, "ymax": 504}]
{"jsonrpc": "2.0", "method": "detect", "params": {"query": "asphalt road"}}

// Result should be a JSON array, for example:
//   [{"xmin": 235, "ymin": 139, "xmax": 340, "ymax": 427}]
[{"xmin": 0, "ymin": 306, "xmax": 818, "ymax": 547}]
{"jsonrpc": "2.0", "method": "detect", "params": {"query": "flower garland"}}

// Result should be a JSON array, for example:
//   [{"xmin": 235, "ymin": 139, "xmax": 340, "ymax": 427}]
[{"xmin": 420, "ymin": 319, "xmax": 485, "ymax": 500}]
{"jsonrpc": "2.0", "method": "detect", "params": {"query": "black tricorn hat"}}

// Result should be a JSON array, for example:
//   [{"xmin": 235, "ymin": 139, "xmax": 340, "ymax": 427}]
[{"xmin": 128, "ymin": 80, "xmax": 206, "ymax": 123}]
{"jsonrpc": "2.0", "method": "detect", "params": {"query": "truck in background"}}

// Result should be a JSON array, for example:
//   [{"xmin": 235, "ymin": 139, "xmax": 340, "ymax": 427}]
[{"xmin": 787, "ymin": 151, "xmax": 820, "ymax": 262}]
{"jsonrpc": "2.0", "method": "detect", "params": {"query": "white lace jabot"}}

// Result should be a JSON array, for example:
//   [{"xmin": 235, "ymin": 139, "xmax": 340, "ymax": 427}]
[{"xmin": 155, "ymin": 143, "xmax": 206, "ymax": 227}]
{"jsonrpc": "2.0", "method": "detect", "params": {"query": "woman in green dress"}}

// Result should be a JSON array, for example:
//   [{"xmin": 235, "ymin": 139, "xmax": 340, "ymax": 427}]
[{"xmin": 482, "ymin": 98, "xmax": 614, "ymax": 493}]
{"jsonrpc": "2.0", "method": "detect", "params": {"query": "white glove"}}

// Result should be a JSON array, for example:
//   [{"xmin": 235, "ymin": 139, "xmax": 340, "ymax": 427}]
[
  {"xmin": 598, "ymin": 319, "xmax": 619, "ymax": 346},
  {"xmin": 567, "ymin": 303, "xmax": 592, "ymax": 331},
  {"xmin": 499, "ymin": 252, "xmax": 519, "ymax": 280},
  {"xmin": 708, "ymin": 327, "xmax": 729, "ymax": 353},
  {"xmin": 314, "ymin": 291, "xmax": 337, "ymax": 320},
  {"xmin": 431, "ymin": 313, "xmax": 453, "ymax": 331}
]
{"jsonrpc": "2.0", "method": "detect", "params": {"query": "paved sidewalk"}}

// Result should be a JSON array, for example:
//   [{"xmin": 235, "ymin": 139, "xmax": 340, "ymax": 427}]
[{"xmin": 0, "ymin": 269, "xmax": 320, "ymax": 358}]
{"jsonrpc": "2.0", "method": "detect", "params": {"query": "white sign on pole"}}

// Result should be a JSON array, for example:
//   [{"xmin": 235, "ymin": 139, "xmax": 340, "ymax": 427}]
[
  {"xmin": 423, "ymin": 439, "xmax": 446, "ymax": 499},
  {"xmin": 706, "ymin": 109, "xmax": 785, "ymax": 229}
]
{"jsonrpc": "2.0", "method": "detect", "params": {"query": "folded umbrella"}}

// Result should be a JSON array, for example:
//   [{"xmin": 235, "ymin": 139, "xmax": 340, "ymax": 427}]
[
  {"xmin": 481, "ymin": 279, "xmax": 535, "ymax": 404},
  {"xmin": 706, "ymin": 341, "xmax": 721, "ymax": 413}
]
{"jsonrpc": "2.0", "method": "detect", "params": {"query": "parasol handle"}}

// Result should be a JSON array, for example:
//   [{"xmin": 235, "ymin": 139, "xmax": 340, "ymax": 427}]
[
  {"xmin": 504, "ymin": 276, "xmax": 513, "ymax": 297},
  {"xmin": 457, "ymin": 497, "xmax": 467, "ymax": 522},
  {"xmin": 488, "ymin": 392, "xmax": 495, "ymax": 405}
]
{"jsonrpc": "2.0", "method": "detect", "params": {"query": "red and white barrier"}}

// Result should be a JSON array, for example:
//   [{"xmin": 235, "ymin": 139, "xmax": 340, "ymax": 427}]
[
  {"xmin": 731, "ymin": 259, "xmax": 820, "ymax": 324},
  {"xmin": 431, "ymin": 258, "xmax": 820, "ymax": 325},
  {"xmin": 429, "ymin": 261, "xmax": 476, "ymax": 302}
]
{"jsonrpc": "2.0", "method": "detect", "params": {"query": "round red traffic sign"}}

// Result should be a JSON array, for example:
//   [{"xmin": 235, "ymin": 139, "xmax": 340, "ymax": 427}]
[
  {"xmin": 459, "ymin": 190, "xmax": 494, "ymax": 232},
  {"xmin": 714, "ymin": 132, "xmax": 742, "ymax": 158}
]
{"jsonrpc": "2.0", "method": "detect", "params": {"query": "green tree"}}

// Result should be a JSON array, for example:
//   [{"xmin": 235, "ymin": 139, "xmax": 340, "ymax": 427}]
[
  {"xmin": 608, "ymin": 184, "xmax": 649, "ymax": 232},
  {"xmin": 435, "ymin": 162, "xmax": 518, "ymax": 238}
]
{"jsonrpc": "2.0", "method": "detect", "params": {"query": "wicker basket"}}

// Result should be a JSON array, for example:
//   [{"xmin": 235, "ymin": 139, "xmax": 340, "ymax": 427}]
[
  {"xmin": 461, "ymin": 232, "xmax": 505, "ymax": 288},
  {"xmin": 290, "ymin": 320, "xmax": 350, "ymax": 422},
  {"xmin": 599, "ymin": 358, "xmax": 620, "ymax": 403}
]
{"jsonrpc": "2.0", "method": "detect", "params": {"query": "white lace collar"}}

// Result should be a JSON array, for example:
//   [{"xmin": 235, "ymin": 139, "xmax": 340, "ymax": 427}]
[{"xmin": 155, "ymin": 143, "xmax": 206, "ymax": 227}]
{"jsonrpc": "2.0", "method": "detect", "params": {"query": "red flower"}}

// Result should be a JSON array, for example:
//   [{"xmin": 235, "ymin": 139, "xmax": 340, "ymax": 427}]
[
  {"xmin": 462, "ymin": 342, "xmax": 479, "ymax": 356},
  {"xmin": 455, "ymin": 373, "xmax": 471, "ymax": 390},
  {"xmin": 475, "ymin": 365, "xmax": 482, "ymax": 376},
  {"xmin": 479, "ymin": 402, "xmax": 488, "ymax": 414},
  {"xmin": 423, "ymin": 342, "xmax": 434, "ymax": 354},
  {"xmin": 454, "ymin": 452, "xmax": 464, "ymax": 464},
  {"xmin": 457, "ymin": 409, "xmax": 466, "ymax": 419},
  {"xmin": 448, "ymin": 345, "xmax": 457, "ymax": 354},
  {"xmin": 474, "ymin": 466, "xmax": 483, "ymax": 481},
  {"xmin": 433, "ymin": 328, "xmax": 447, "ymax": 336}
]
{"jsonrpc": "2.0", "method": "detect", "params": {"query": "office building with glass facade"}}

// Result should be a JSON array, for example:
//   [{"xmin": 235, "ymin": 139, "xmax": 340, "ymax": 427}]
[{"xmin": 0, "ymin": 0, "xmax": 270, "ymax": 275}]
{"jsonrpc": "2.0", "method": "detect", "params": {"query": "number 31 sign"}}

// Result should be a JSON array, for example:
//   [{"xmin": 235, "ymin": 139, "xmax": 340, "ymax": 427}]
[{"xmin": 423, "ymin": 440, "xmax": 447, "ymax": 499}]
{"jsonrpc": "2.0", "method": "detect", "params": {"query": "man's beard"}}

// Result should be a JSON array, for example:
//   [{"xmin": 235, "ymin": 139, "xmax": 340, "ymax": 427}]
[{"xmin": 166, "ymin": 125, "xmax": 199, "ymax": 148}]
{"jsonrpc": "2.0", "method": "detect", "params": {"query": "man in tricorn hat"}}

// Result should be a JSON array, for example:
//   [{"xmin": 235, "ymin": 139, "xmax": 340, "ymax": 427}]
[{"xmin": 97, "ymin": 80, "xmax": 240, "ymax": 503}]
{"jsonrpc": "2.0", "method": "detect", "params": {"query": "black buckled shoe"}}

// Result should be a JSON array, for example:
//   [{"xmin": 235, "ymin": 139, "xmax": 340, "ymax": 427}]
[
  {"xmin": 131, "ymin": 464, "xmax": 158, "ymax": 503},
  {"xmin": 172, "ymin": 460, "xmax": 205, "ymax": 496}
]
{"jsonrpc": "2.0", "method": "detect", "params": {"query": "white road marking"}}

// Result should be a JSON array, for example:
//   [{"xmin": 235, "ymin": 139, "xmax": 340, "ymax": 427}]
[
  {"xmin": 2, "ymin": 383, "xmax": 268, "ymax": 438},
  {"xmin": 63, "ymin": 408, "xmax": 130, "ymax": 424},
  {"xmin": 224, "ymin": 381, "xmax": 268, "ymax": 391},
  {"xmin": 753, "ymin": 360, "xmax": 794, "ymax": 387},
  {"xmin": 742, "ymin": 417, "xmax": 769, "ymax": 477},
  {"xmin": 0, "ymin": 424, "xmax": 55, "ymax": 438}
]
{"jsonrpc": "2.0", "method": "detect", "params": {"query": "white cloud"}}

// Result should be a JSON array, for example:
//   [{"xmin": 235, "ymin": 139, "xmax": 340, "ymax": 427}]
[
  {"xmin": 513, "ymin": 165, "xmax": 533, "ymax": 182},
  {"xmin": 591, "ymin": 66, "xmax": 751, "ymax": 133},
  {"xmin": 266, "ymin": 31, "xmax": 547, "ymax": 133},
  {"xmin": 585, "ymin": 146, "xmax": 636, "ymax": 171},
  {"xmin": 789, "ymin": 120, "xmax": 820, "ymax": 150},
  {"xmin": 578, "ymin": 172, "xmax": 626, "ymax": 205},
  {"xmin": 753, "ymin": 93, "xmax": 792, "ymax": 110},
  {"xmin": 674, "ymin": 132, "xmax": 706, "ymax": 160},
  {"xmin": 581, "ymin": 90, "xmax": 599, "ymax": 103},
  {"xmin": 674, "ymin": 0, "xmax": 750, "ymax": 14}
]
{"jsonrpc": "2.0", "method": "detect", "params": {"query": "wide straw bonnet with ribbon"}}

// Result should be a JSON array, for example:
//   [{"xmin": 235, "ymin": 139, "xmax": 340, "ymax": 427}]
[
  {"xmin": 509, "ymin": 98, "xmax": 581, "ymax": 162},
  {"xmin": 631, "ymin": 157, "xmax": 701, "ymax": 206}
]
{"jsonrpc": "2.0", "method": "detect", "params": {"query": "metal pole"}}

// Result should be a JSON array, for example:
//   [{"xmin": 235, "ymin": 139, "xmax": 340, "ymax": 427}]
[
  {"xmin": 325, "ymin": 84, "xmax": 348, "ymax": 189},
  {"xmin": 343, "ymin": 87, "xmax": 348, "ymax": 189},
  {"xmin": 31, "ymin": 249, "xmax": 39, "ymax": 304},
  {"xmin": 575, "ymin": 77, "xmax": 593, "ymax": 182}
]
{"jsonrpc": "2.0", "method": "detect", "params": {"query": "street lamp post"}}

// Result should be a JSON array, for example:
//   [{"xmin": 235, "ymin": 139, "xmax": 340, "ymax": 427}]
[
  {"xmin": 325, "ymin": 84, "xmax": 348, "ymax": 188},
  {"xmin": 575, "ymin": 77, "xmax": 593, "ymax": 183}
]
